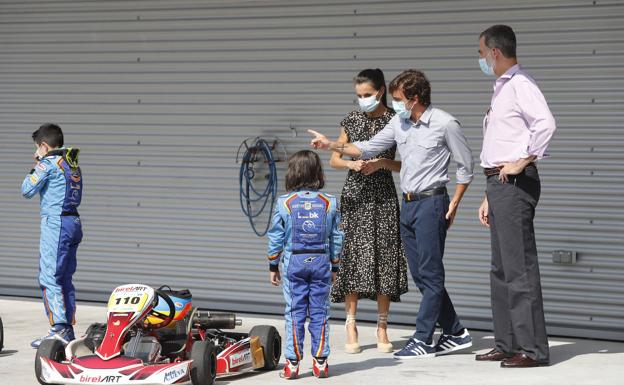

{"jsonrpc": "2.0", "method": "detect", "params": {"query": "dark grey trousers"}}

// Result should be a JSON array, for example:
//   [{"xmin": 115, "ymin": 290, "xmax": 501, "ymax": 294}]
[{"xmin": 486, "ymin": 164, "xmax": 549, "ymax": 363}]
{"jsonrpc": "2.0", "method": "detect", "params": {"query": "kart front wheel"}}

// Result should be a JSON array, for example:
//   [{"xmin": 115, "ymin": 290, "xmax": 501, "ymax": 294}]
[
  {"xmin": 35, "ymin": 339, "xmax": 66, "ymax": 385},
  {"xmin": 249, "ymin": 325, "xmax": 281, "ymax": 370},
  {"xmin": 190, "ymin": 340, "xmax": 217, "ymax": 385}
]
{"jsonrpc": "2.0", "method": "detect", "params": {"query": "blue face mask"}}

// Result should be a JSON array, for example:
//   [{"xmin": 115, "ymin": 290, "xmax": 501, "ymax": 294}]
[
  {"xmin": 358, "ymin": 93, "xmax": 380, "ymax": 113},
  {"xmin": 392, "ymin": 99, "xmax": 413, "ymax": 120},
  {"xmin": 479, "ymin": 52, "xmax": 495, "ymax": 76}
]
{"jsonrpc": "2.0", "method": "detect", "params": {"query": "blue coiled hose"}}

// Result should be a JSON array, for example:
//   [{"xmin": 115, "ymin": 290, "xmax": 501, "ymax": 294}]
[{"xmin": 239, "ymin": 138, "xmax": 278, "ymax": 236}]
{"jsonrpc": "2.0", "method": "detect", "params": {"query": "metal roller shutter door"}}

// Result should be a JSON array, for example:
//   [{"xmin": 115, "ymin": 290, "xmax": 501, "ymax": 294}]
[{"xmin": 0, "ymin": 0, "xmax": 622, "ymax": 340}]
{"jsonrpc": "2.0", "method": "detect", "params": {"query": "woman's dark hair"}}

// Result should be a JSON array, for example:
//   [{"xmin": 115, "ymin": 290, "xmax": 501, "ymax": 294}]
[
  {"xmin": 389, "ymin": 69, "xmax": 431, "ymax": 107},
  {"xmin": 354, "ymin": 68, "xmax": 390, "ymax": 108},
  {"xmin": 32, "ymin": 123, "xmax": 64, "ymax": 148},
  {"xmin": 285, "ymin": 150, "xmax": 325, "ymax": 191}
]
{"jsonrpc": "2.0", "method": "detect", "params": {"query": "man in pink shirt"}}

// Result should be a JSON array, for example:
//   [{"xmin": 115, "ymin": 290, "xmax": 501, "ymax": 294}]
[{"xmin": 475, "ymin": 25, "xmax": 556, "ymax": 368}]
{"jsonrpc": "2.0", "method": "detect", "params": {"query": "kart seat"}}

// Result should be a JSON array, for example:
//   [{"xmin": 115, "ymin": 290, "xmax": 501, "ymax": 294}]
[
  {"xmin": 157, "ymin": 318, "xmax": 189, "ymax": 356},
  {"xmin": 84, "ymin": 323, "xmax": 107, "ymax": 352}
]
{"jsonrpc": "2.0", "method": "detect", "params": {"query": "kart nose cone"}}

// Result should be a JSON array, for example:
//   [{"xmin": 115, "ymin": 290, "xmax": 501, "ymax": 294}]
[{"xmin": 73, "ymin": 355, "xmax": 143, "ymax": 369}]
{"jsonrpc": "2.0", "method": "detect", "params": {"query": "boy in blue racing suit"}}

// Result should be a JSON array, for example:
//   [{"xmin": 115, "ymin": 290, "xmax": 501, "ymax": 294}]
[
  {"xmin": 21, "ymin": 124, "xmax": 83, "ymax": 348},
  {"xmin": 267, "ymin": 150, "xmax": 343, "ymax": 379}
]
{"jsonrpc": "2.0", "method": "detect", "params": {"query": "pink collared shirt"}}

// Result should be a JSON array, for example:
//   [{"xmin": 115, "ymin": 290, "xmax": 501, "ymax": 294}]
[{"xmin": 480, "ymin": 64, "xmax": 556, "ymax": 168}]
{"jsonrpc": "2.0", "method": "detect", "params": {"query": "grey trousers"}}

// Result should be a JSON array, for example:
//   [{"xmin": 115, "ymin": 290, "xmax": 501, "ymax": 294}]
[{"xmin": 486, "ymin": 164, "xmax": 549, "ymax": 363}]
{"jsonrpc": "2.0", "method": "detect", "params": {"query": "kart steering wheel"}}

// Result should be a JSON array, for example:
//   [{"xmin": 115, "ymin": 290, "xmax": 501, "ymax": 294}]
[{"xmin": 142, "ymin": 290, "xmax": 176, "ymax": 330}]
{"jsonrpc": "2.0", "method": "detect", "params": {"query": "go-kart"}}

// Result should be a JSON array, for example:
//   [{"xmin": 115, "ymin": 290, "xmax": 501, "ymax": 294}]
[{"xmin": 35, "ymin": 284, "xmax": 281, "ymax": 385}]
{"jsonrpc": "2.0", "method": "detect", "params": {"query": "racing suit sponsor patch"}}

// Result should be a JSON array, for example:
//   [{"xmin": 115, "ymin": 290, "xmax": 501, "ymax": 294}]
[
  {"xmin": 70, "ymin": 169, "xmax": 81, "ymax": 183},
  {"xmin": 302, "ymin": 220, "xmax": 316, "ymax": 232}
]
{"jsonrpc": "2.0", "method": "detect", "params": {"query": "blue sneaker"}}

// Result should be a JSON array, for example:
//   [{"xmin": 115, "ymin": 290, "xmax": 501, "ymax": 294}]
[
  {"xmin": 393, "ymin": 338, "xmax": 436, "ymax": 359},
  {"xmin": 31, "ymin": 325, "xmax": 75, "ymax": 348},
  {"xmin": 435, "ymin": 329, "xmax": 473, "ymax": 356}
]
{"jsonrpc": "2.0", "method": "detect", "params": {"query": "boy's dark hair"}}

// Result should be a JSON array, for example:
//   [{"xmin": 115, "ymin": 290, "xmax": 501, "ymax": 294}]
[
  {"xmin": 480, "ymin": 24, "xmax": 517, "ymax": 59},
  {"xmin": 354, "ymin": 68, "xmax": 390, "ymax": 108},
  {"xmin": 285, "ymin": 150, "xmax": 325, "ymax": 191},
  {"xmin": 388, "ymin": 69, "xmax": 431, "ymax": 107},
  {"xmin": 32, "ymin": 123, "xmax": 64, "ymax": 148}
]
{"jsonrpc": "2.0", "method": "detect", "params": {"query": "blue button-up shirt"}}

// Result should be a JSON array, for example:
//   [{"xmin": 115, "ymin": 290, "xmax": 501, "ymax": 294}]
[{"xmin": 354, "ymin": 106, "xmax": 474, "ymax": 194}]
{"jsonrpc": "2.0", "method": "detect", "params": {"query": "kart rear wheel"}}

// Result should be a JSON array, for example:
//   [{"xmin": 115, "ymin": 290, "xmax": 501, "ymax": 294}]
[
  {"xmin": 190, "ymin": 340, "xmax": 217, "ymax": 385},
  {"xmin": 249, "ymin": 325, "xmax": 281, "ymax": 370},
  {"xmin": 0, "ymin": 317, "xmax": 3, "ymax": 352},
  {"xmin": 35, "ymin": 339, "xmax": 66, "ymax": 385}
]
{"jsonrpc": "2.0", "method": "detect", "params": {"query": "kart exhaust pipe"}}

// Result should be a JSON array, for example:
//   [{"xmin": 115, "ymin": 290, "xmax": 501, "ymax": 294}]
[{"xmin": 194, "ymin": 310, "xmax": 241, "ymax": 329}]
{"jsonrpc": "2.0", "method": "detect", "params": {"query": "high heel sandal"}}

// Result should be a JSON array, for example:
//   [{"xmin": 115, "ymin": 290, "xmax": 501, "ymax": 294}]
[
  {"xmin": 344, "ymin": 315, "xmax": 362, "ymax": 354},
  {"xmin": 376, "ymin": 313, "xmax": 394, "ymax": 353}
]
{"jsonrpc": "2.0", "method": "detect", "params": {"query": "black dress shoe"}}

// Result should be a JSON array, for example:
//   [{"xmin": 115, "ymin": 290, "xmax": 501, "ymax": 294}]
[
  {"xmin": 501, "ymin": 353, "xmax": 549, "ymax": 368},
  {"xmin": 475, "ymin": 348, "xmax": 512, "ymax": 361}
]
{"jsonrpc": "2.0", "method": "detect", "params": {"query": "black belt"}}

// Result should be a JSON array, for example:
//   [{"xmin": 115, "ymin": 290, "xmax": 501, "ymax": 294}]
[
  {"xmin": 483, "ymin": 167, "xmax": 501, "ymax": 177},
  {"xmin": 61, "ymin": 212, "xmax": 79, "ymax": 217},
  {"xmin": 403, "ymin": 187, "xmax": 447, "ymax": 202},
  {"xmin": 484, "ymin": 162, "xmax": 536, "ymax": 177},
  {"xmin": 292, "ymin": 249, "xmax": 325, "ymax": 255}
]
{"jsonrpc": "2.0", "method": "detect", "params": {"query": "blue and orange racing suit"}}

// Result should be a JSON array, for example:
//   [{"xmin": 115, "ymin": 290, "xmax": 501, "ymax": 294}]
[
  {"xmin": 267, "ymin": 190, "xmax": 343, "ymax": 360},
  {"xmin": 22, "ymin": 148, "xmax": 83, "ymax": 327}
]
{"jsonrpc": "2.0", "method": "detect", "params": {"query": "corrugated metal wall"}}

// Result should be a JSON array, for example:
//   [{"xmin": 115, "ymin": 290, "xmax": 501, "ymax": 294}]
[{"xmin": 1, "ymin": 0, "xmax": 622, "ymax": 340}]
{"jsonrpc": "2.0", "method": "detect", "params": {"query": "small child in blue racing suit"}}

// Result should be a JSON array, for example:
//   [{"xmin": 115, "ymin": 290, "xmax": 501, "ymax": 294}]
[
  {"xmin": 266, "ymin": 150, "xmax": 343, "ymax": 379},
  {"xmin": 21, "ymin": 124, "xmax": 83, "ymax": 348}
]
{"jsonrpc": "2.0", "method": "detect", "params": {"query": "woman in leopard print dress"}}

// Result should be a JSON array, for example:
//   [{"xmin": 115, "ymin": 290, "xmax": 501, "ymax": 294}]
[{"xmin": 330, "ymin": 69, "xmax": 408, "ymax": 353}]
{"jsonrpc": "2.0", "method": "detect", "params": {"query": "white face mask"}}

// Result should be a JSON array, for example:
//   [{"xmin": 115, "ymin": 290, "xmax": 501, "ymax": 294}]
[
  {"xmin": 358, "ymin": 92, "xmax": 381, "ymax": 113},
  {"xmin": 479, "ymin": 51, "xmax": 495, "ymax": 76},
  {"xmin": 392, "ymin": 99, "xmax": 414, "ymax": 120}
]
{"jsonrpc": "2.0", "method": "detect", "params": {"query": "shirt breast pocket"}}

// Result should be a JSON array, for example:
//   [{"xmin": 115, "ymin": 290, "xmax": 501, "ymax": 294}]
[
  {"xmin": 414, "ymin": 138, "xmax": 442, "ymax": 162},
  {"xmin": 395, "ymin": 132, "xmax": 409, "ymax": 153},
  {"xmin": 417, "ymin": 138, "xmax": 440, "ymax": 149}
]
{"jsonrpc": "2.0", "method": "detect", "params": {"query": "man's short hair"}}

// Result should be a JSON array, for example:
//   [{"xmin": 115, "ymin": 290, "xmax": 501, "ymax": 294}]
[
  {"xmin": 32, "ymin": 123, "xmax": 64, "ymax": 148},
  {"xmin": 388, "ymin": 69, "xmax": 431, "ymax": 107},
  {"xmin": 480, "ymin": 24, "xmax": 517, "ymax": 59}
]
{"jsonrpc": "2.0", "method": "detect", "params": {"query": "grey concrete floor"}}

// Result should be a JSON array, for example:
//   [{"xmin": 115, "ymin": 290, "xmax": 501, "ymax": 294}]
[{"xmin": 1, "ymin": 296, "xmax": 623, "ymax": 385}]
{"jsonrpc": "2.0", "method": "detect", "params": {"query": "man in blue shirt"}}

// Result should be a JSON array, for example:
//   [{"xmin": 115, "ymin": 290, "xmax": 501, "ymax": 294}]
[
  {"xmin": 309, "ymin": 69, "xmax": 474, "ymax": 359},
  {"xmin": 22, "ymin": 123, "xmax": 83, "ymax": 348}
]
